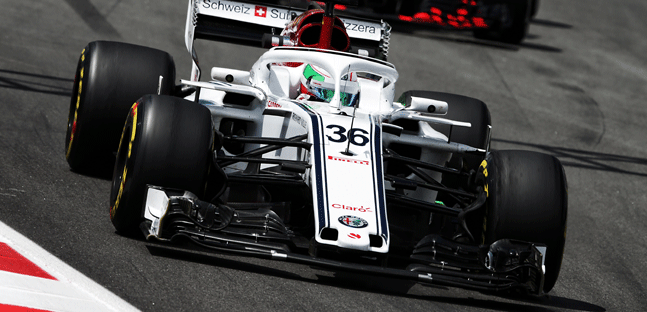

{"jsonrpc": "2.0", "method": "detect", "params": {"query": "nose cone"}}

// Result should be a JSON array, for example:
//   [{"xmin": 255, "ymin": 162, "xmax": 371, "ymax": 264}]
[
  {"xmin": 337, "ymin": 231, "xmax": 370, "ymax": 250},
  {"xmin": 336, "ymin": 215, "xmax": 371, "ymax": 251}
]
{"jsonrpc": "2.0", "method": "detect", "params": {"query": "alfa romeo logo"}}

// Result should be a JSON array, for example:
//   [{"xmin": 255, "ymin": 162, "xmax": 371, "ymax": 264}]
[{"xmin": 338, "ymin": 215, "xmax": 368, "ymax": 228}]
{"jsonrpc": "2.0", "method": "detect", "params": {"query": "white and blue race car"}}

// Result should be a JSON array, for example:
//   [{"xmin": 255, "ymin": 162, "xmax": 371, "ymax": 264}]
[{"xmin": 65, "ymin": 0, "xmax": 567, "ymax": 295}]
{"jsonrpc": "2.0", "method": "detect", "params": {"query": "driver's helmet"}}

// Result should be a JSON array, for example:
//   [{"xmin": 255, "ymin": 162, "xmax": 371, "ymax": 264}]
[
  {"xmin": 299, "ymin": 64, "xmax": 360, "ymax": 107},
  {"xmin": 281, "ymin": 9, "xmax": 351, "ymax": 52}
]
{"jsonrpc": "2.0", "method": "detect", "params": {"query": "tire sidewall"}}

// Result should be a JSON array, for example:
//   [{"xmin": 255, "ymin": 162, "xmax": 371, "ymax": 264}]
[
  {"xmin": 110, "ymin": 100, "xmax": 146, "ymax": 233},
  {"xmin": 110, "ymin": 95, "xmax": 214, "ymax": 234}
]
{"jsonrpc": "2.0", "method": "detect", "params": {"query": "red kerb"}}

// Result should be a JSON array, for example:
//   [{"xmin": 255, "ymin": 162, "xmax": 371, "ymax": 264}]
[
  {"xmin": 0, "ymin": 303, "xmax": 53, "ymax": 312},
  {"xmin": 0, "ymin": 243, "xmax": 56, "ymax": 280}
]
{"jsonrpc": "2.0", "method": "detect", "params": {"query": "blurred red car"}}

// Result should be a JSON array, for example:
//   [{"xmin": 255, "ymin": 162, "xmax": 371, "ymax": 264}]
[{"xmin": 275, "ymin": 0, "xmax": 539, "ymax": 44}]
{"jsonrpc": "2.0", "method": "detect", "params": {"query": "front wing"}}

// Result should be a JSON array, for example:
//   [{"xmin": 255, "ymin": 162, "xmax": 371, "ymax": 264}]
[{"xmin": 142, "ymin": 186, "xmax": 548, "ymax": 295}]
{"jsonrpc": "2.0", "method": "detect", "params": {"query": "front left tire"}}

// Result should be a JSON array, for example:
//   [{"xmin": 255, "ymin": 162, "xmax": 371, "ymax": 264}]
[{"xmin": 109, "ymin": 95, "xmax": 213, "ymax": 234}]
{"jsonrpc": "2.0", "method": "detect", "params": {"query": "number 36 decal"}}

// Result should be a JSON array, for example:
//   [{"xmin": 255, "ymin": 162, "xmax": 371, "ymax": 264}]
[{"xmin": 326, "ymin": 124, "xmax": 369, "ymax": 146}]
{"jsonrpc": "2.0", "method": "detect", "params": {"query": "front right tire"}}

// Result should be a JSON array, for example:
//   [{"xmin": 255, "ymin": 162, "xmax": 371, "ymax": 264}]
[{"xmin": 483, "ymin": 150, "xmax": 568, "ymax": 293}]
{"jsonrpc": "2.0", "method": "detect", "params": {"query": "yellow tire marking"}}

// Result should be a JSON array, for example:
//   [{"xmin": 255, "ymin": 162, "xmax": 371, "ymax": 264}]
[
  {"xmin": 66, "ymin": 48, "xmax": 86, "ymax": 159},
  {"xmin": 479, "ymin": 159, "xmax": 488, "ymax": 177},
  {"xmin": 110, "ymin": 102, "xmax": 139, "ymax": 219},
  {"xmin": 480, "ymin": 159, "xmax": 489, "ymax": 243}
]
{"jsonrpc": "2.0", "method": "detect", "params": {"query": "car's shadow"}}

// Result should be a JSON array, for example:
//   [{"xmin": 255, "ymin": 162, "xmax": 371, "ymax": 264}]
[
  {"xmin": 492, "ymin": 138, "xmax": 647, "ymax": 178},
  {"xmin": 531, "ymin": 19, "xmax": 574, "ymax": 29},
  {"xmin": 144, "ymin": 242, "xmax": 604, "ymax": 311},
  {"xmin": 68, "ymin": 167, "xmax": 114, "ymax": 181},
  {"xmin": 0, "ymin": 68, "xmax": 73, "ymax": 97}
]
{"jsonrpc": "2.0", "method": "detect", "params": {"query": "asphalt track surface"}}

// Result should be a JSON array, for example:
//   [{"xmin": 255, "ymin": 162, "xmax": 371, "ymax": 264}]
[{"xmin": 0, "ymin": 0, "xmax": 646, "ymax": 311}]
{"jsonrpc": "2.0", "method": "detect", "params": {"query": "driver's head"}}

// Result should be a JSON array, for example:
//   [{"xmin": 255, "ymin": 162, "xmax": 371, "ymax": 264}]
[{"xmin": 299, "ymin": 64, "xmax": 359, "ymax": 107}]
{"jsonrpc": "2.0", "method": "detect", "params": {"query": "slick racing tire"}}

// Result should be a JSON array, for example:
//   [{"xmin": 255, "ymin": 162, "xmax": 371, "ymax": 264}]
[
  {"xmin": 109, "ymin": 95, "xmax": 213, "ymax": 234},
  {"xmin": 398, "ymin": 91, "xmax": 491, "ymax": 170},
  {"xmin": 473, "ymin": 0, "xmax": 531, "ymax": 44},
  {"xmin": 482, "ymin": 150, "xmax": 568, "ymax": 293},
  {"xmin": 65, "ymin": 41, "xmax": 176, "ymax": 176}
]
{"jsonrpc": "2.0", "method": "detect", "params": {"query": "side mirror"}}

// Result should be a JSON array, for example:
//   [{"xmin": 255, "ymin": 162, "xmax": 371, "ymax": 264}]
[
  {"xmin": 406, "ymin": 96, "xmax": 448, "ymax": 114},
  {"xmin": 211, "ymin": 67, "xmax": 250, "ymax": 85}
]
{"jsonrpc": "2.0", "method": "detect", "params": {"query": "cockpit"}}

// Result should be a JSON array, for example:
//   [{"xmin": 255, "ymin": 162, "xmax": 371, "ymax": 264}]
[{"xmin": 256, "ymin": 47, "xmax": 399, "ymax": 113}]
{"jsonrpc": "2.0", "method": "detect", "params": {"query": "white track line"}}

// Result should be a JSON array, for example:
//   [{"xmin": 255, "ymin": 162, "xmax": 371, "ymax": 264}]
[{"xmin": 0, "ymin": 221, "xmax": 139, "ymax": 312}]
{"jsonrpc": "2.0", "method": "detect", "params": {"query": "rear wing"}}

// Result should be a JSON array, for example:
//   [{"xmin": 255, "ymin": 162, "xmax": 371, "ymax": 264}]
[{"xmin": 184, "ymin": 0, "xmax": 391, "ymax": 81}]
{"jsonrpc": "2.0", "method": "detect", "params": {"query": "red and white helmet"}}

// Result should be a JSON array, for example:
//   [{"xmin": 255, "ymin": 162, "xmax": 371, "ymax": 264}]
[{"xmin": 281, "ymin": 9, "xmax": 351, "ymax": 52}]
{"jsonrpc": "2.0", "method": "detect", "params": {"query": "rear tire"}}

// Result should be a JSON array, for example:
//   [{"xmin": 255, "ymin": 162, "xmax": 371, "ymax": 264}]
[
  {"xmin": 398, "ymin": 91, "xmax": 491, "ymax": 170},
  {"xmin": 398, "ymin": 91, "xmax": 491, "ymax": 241},
  {"xmin": 109, "ymin": 95, "xmax": 213, "ymax": 234},
  {"xmin": 65, "ymin": 41, "xmax": 176, "ymax": 176},
  {"xmin": 483, "ymin": 150, "xmax": 568, "ymax": 293}
]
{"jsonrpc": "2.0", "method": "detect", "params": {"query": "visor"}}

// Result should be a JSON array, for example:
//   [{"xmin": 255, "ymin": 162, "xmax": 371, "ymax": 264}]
[{"xmin": 308, "ymin": 80, "xmax": 359, "ymax": 107}]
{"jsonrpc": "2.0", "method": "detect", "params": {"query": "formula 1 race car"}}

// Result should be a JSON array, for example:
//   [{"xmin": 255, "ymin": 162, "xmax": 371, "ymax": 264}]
[
  {"xmin": 270, "ymin": 0, "xmax": 540, "ymax": 44},
  {"xmin": 65, "ymin": 0, "xmax": 566, "ymax": 295}
]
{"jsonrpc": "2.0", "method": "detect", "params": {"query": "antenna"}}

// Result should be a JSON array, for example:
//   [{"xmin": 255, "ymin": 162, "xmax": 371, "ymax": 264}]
[
  {"xmin": 341, "ymin": 104, "xmax": 358, "ymax": 156},
  {"xmin": 341, "ymin": 64, "xmax": 356, "ymax": 156}
]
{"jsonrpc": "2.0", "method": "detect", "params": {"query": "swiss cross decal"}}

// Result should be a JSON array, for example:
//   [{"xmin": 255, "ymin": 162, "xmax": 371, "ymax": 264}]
[{"xmin": 255, "ymin": 6, "xmax": 267, "ymax": 17}]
